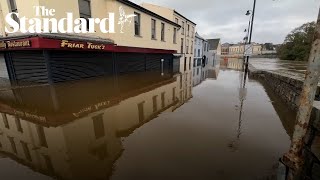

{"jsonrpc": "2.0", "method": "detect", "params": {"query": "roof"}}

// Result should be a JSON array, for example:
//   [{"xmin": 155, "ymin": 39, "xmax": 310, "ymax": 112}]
[
  {"xmin": 117, "ymin": 0, "xmax": 180, "ymax": 28},
  {"xmin": 195, "ymin": 32, "xmax": 206, "ymax": 41},
  {"xmin": 173, "ymin": 10, "xmax": 197, "ymax": 25},
  {"xmin": 207, "ymin": 39, "xmax": 221, "ymax": 50},
  {"xmin": 140, "ymin": 2, "xmax": 196, "ymax": 25}
]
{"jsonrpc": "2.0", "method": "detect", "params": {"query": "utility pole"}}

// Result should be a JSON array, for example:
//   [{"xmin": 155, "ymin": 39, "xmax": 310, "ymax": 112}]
[
  {"xmin": 282, "ymin": 6, "xmax": 320, "ymax": 176},
  {"xmin": 244, "ymin": 0, "xmax": 256, "ymax": 73}
]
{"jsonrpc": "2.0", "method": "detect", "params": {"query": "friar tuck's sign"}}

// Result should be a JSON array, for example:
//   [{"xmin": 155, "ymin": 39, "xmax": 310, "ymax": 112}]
[{"xmin": 60, "ymin": 40, "xmax": 106, "ymax": 50}]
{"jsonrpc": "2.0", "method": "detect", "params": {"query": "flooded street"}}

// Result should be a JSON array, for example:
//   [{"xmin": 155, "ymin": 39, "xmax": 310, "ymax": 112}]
[
  {"xmin": 0, "ymin": 64, "xmax": 296, "ymax": 180},
  {"xmin": 111, "ymin": 70, "xmax": 293, "ymax": 180}
]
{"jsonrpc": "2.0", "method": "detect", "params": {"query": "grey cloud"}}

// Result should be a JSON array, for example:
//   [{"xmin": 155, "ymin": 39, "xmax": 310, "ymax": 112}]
[{"xmin": 131, "ymin": 0, "xmax": 320, "ymax": 44}]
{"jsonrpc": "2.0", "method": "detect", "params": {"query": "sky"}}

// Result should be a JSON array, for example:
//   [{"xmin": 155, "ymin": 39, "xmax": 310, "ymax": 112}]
[{"xmin": 130, "ymin": 0, "xmax": 320, "ymax": 44}]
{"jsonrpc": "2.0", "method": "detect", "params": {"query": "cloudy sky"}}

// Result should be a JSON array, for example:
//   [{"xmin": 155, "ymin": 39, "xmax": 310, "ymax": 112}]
[{"xmin": 131, "ymin": 0, "xmax": 320, "ymax": 44}]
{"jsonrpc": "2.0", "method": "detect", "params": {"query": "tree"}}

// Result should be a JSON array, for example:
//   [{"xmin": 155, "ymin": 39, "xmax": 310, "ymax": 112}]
[{"xmin": 277, "ymin": 22, "xmax": 316, "ymax": 61}]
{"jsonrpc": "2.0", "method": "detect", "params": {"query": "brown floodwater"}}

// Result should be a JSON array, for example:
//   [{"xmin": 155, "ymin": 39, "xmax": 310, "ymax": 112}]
[{"xmin": 0, "ymin": 65, "xmax": 296, "ymax": 180}]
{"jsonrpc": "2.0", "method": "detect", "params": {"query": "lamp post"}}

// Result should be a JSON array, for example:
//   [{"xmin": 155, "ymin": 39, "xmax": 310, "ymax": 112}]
[{"xmin": 244, "ymin": 0, "xmax": 257, "ymax": 73}]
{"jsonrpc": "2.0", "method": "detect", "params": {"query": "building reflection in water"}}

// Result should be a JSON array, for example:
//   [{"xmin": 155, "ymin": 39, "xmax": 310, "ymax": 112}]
[
  {"xmin": 220, "ymin": 57, "xmax": 244, "ymax": 71},
  {"xmin": 193, "ymin": 57, "xmax": 219, "ymax": 87},
  {"xmin": 0, "ymin": 71, "xmax": 193, "ymax": 179}
]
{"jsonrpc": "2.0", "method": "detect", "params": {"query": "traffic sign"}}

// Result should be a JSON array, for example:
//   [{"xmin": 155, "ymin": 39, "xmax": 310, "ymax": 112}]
[{"xmin": 244, "ymin": 44, "xmax": 253, "ymax": 56}]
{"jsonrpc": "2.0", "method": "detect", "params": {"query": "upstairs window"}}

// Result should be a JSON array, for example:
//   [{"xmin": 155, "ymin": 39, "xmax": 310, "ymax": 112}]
[
  {"xmin": 79, "ymin": 0, "xmax": 91, "ymax": 18},
  {"xmin": 191, "ymin": 41, "xmax": 193, "ymax": 54},
  {"xmin": 181, "ymin": 38, "xmax": 184, "ymax": 53},
  {"xmin": 8, "ymin": 0, "xmax": 19, "ymax": 24},
  {"xmin": 187, "ymin": 24, "xmax": 190, "ymax": 36},
  {"xmin": 181, "ymin": 21, "xmax": 185, "ymax": 35},
  {"xmin": 134, "ymin": 12, "xmax": 141, "ymax": 36},
  {"xmin": 151, "ymin": 19, "xmax": 156, "ymax": 39},
  {"xmin": 78, "ymin": 0, "xmax": 91, "ymax": 29},
  {"xmin": 161, "ymin": 23, "xmax": 165, "ymax": 41},
  {"xmin": 191, "ymin": 26, "xmax": 194, "ymax": 38},
  {"xmin": 173, "ymin": 28, "xmax": 177, "ymax": 44},
  {"xmin": 186, "ymin": 39, "xmax": 189, "ymax": 54}
]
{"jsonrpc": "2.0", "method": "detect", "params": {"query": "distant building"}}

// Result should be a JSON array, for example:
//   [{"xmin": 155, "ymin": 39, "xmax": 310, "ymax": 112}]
[
  {"xmin": 207, "ymin": 39, "xmax": 221, "ymax": 67},
  {"xmin": 141, "ymin": 3, "xmax": 196, "ymax": 79},
  {"xmin": 193, "ymin": 32, "xmax": 209, "ymax": 86},
  {"xmin": 221, "ymin": 43, "xmax": 230, "ymax": 55},
  {"xmin": 228, "ymin": 43, "xmax": 262, "ymax": 56}
]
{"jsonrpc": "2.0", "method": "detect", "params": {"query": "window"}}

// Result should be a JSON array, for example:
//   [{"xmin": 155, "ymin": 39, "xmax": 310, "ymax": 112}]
[
  {"xmin": 173, "ymin": 28, "xmax": 177, "ymax": 43},
  {"xmin": 191, "ymin": 26, "xmax": 194, "ymax": 38},
  {"xmin": 138, "ymin": 102, "xmax": 145, "ymax": 122},
  {"xmin": 181, "ymin": 21, "xmax": 185, "ymax": 35},
  {"xmin": 151, "ymin": 19, "xmax": 156, "ymax": 39},
  {"xmin": 21, "ymin": 141, "xmax": 32, "ymax": 161},
  {"xmin": 198, "ymin": 49, "xmax": 200, "ymax": 57},
  {"xmin": 181, "ymin": 38, "xmax": 184, "ymax": 53},
  {"xmin": 8, "ymin": 136, "xmax": 17, "ymax": 154},
  {"xmin": 189, "ymin": 57, "xmax": 191, "ymax": 70},
  {"xmin": 161, "ymin": 23, "xmax": 165, "ymax": 41},
  {"xmin": 153, "ymin": 95, "xmax": 158, "ymax": 112},
  {"xmin": 37, "ymin": 125, "xmax": 48, "ymax": 148},
  {"xmin": 92, "ymin": 114, "xmax": 105, "ymax": 139},
  {"xmin": 8, "ymin": 0, "xmax": 19, "ymax": 24},
  {"xmin": 15, "ymin": 117, "xmax": 23, "ymax": 133},
  {"xmin": 2, "ymin": 113, "xmax": 9, "ymax": 129},
  {"xmin": 191, "ymin": 41, "xmax": 193, "ymax": 54},
  {"xmin": 134, "ymin": 12, "xmax": 141, "ymax": 36},
  {"xmin": 186, "ymin": 39, "xmax": 189, "ymax": 54},
  {"xmin": 184, "ymin": 57, "xmax": 187, "ymax": 71},
  {"xmin": 172, "ymin": 88, "xmax": 176, "ymax": 101},
  {"xmin": 187, "ymin": 24, "xmax": 190, "ymax": 36},
  {"xmin": 78, "ymin": 0, "xmax": 91, "ymax": 29},
  {"xmin": 161, "ymin": 92, "xmax": 165, "ymax": 108}
]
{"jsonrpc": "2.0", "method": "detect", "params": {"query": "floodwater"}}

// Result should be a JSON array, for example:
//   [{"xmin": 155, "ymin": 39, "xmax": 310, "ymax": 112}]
[
  {"xmin": 0, "ymin": 61, "xmax": 296, "ymax": 180},
  {"xmin": 250, "ymin": 58, "xmax": 307, "ymax": 74}
]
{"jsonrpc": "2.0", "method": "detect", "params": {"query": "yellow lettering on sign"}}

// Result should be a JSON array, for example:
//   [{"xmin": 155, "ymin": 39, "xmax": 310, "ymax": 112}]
[
  {"xmin": 61, "ymin": 40, "xmax": 85, "ymax": 49},
  {"xmin": 6, "ymin": 40, "xmax": 31, "ymax": 48}
]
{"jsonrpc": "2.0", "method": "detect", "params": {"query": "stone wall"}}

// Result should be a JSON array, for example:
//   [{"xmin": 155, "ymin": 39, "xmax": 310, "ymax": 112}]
[{"xmin": 249, "ymin": 66, "xmax": 319, "ymax": 110}]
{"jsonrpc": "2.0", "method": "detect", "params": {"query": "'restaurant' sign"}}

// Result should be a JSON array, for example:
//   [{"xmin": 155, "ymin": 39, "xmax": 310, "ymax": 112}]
[
  {"xmin": 60, "ymin": 40, "xmax": 106, "ymax": 50},
  {"xmin": 0, "ymin": 40, "xmax": 31, "ymax": 49}
]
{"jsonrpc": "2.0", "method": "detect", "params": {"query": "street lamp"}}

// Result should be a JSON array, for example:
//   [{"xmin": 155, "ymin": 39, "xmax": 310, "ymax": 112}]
[{"xmin": 244, "ymin": 0, "xmax": 256, "ymax": 74}]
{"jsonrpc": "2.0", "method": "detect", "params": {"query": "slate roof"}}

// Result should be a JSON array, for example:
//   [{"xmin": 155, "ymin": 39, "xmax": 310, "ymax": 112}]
[{"xmin": 207, "ymin": 39, "xmax": 221, "ymax": 50}]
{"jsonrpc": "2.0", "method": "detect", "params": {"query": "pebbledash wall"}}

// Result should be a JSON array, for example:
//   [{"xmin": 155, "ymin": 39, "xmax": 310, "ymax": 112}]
[{"xmin": 249, "ymin": 65, "xmax": 320, "ymax": 111}]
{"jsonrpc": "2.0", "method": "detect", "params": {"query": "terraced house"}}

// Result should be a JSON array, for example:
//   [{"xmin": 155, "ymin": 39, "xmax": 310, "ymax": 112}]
[{"xmin": 141, "ymin": 3, "xmax": 196, "ymax": 94}]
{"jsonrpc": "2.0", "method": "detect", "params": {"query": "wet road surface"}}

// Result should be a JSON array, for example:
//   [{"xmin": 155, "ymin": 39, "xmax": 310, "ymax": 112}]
[{"xmin": 0, "ymin": 66, "xmax": 296, "ymax": 180}]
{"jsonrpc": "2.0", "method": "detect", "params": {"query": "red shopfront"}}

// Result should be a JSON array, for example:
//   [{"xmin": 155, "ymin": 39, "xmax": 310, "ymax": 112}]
[{"xmin": 0, "ymin": 34, "xmax": 180, "ymax": 85}]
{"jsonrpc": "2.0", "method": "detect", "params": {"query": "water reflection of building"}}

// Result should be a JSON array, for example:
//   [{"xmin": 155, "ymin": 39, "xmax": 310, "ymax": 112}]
[
  {"xmin": 0, "ymin": 72, "xmax": 192, "ymax": 179},
  {"xmin": 193, "ymin": 57, "xmax": 219, "ymax": 87},
  {"xmin": 220, "ymin": 58, "xmax": 243, "ymax": 71}
]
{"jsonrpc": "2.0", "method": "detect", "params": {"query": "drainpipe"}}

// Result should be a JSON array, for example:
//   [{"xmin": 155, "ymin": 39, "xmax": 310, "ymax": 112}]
[{"xmin": 282, "ymin": 5, "xmax": 320, "ymax": 175}]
